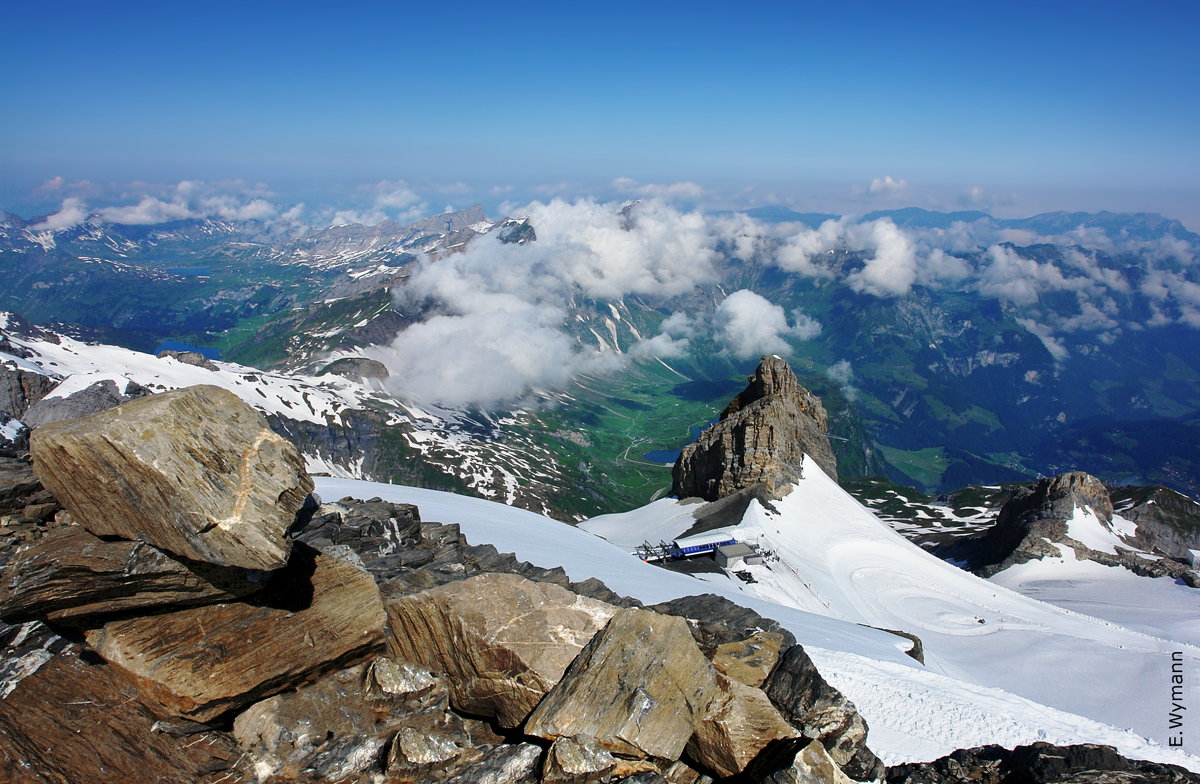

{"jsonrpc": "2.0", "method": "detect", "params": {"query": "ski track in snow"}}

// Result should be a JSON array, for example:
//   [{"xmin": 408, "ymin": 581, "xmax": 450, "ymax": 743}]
[{"xmin": 315, "ymin": 475, "xmax": 1200, "ymax": 772}]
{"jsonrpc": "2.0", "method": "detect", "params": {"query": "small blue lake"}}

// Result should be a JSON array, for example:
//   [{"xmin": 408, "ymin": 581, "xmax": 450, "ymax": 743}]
[
  {"xmin": 642, "ymin": 449, "xmax": 681, "ymax": 464},
  {"xmin": 154, "ymin": 340, "xmax": 221, "ymax": 359}
]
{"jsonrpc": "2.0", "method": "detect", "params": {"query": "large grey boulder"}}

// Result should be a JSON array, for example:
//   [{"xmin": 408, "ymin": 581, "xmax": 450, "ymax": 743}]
[
  {"xmin": 672, "ymin": 355, "xmax": 838, "ymax": 501},
  {"xmin": 526, "ymin": 607, "xmax": 722, "ymax": 760},
  {"xmin": 386, "ymin": 573, "xmax": 617, "ymax": 728},
  {"xmin": 30, "ymin": 384, "xmax": 312, "ymax": 570},
  {"xmin": 21, "ymin": 378, "xmax": 151, "ymax": 429}
]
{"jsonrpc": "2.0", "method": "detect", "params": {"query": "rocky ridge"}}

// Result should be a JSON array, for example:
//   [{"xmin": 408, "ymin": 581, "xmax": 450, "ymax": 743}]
[
  {"xmin": 672, "ymin": 355, "xmax": 839, "ymax": 502},
  {"xmin": 933, "ymin": 471, "xmax": 1200, "ymax": 585}
]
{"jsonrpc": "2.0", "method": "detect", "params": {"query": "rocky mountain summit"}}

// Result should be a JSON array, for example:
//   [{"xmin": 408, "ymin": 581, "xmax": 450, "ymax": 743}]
[
  {"xmin": 0, "ymin": 383, "xmax": 885, "ymax": 783},
  {"xmin": 672, "ymin": 356, "xmax": 839, "ymax": 502},
  {"xmin": 0, "ymin": 385, "xmax": 1194, "ymax": 782},
  {"xmin": 934, "ymin": 470, "xmax": 1200, "ymax": 585}
]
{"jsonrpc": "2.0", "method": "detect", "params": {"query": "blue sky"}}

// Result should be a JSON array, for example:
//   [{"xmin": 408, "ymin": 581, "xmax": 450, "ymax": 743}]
[{"xmin": 3, "ymin": 1, "xmax": 1198, "ymax": 223}]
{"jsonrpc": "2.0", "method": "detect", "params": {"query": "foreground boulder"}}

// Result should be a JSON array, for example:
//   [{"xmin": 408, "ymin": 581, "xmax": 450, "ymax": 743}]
[
  {"xmin": 83, "ymin": 547, "xmax": 386, "ymax": 721},
  {"xmin": 526, "ymin": 607, "xmax": 723, "ymax": 760},
  {"xmin": 30, "ymin": 384, "xmax": 312, "ymax": 570},
  {"xmin": 672, "ymin": 355, "xmax": 838, "ymax": 501},
  {"xmin": 386, "ymin": 573, "xmax": 617, "ymax": 728}
]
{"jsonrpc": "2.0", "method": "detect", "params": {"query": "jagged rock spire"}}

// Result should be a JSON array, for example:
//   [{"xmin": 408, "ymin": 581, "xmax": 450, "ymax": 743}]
[{"xmin": 671, "ymin": 356, "xmax": 838, "ymax": 501}]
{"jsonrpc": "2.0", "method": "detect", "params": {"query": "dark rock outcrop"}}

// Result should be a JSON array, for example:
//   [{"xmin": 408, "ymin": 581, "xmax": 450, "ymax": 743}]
[
  {"xmin": 156, "ymin": 349, "xmax": 219, "ymax": 371},
  {"xmin": 31, "ymin": 384, "xmax": 312, "ymax": 570},
  {"xmin": 672, "ymin": 355, "xmax": 838, "ymax": 501},
  {"xmin": 763, "ymin": 644, "xmax": 884, "ymax": 781},
  {"xmin": 0, "ymin": 363, "xmax": 56, "ymax": 421},
  {"xmin": 318, "ymin": 356, "xmax": 390, "ymax": 382},
  {"xmin": 937, "ymin": 471, "xmax": 1199, "ymax": 584},
  {"xmin": 21, "ymin": 378, "xmax": 152, "ymax": 428},
  {"xmin": 885, "ymin": 742, "xmax": 1200, "ymax": 783},
  {"xmin": 1110, "ymin": 484, "xmax": 1200, "ymax": 559}
]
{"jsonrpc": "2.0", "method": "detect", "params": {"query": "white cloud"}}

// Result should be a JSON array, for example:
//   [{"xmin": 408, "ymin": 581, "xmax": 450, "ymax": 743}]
[
  {"xmin": 869, "ymin": 176, "xmax": 909, "ymax": 194},
  {"xmin": 1017, "ymin": 318, "xmax": 1070, "ymax": 363},
  {"xmin": 845, "ymin": 219, "xmax": 918, "ymax": 297},
  {"xmin": 713, "ymin": 290, "xmax": 821, "ymax": 359},
  {"xmin": 98, "ymin": 195, "xmax": 193, "ymax": 225},
  {"xmin": 775, "ymin": 219, "xmax": 844, "ymax": 278},
  {"xmin": 377, "ymin": 199, "xmax": 723, "ymax": 407},
  {"xmin": 89, "ymin": 181, "xmax": 283, "ymax": 225},
  {"xmin": 790, "ymin": 308, "xmax": 822, "ymax": 340},
  {"xmin": 30, "ymin": 198, "xmax": 89, "ymax": 231},
  {"xmin": 825, "ymin": 359, "xmax": 858, "ymax": 401}
]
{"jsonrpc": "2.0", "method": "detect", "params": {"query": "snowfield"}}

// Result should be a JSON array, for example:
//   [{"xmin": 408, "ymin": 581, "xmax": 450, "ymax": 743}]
[{"xmin": 315, "ymin": 469, "xmax": 1200, "ymax": 772}]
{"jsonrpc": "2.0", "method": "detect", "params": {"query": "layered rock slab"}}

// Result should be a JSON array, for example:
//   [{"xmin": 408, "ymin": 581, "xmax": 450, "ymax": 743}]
[
  {"xmin": 30, "ymin": 384, "xmax": 311, "ymax": 570},
  {"xmin": 0, "ymin": 525, "xmax": 263, "ymax": 624},
  {"xmin": 0, "ymin": 650, "xmax": 242, "ymax": 784},
  {"xmin": 83, "ymin": 547, "xmax": 386, "ymax": 722},
  {"xmin": 386, "ymin": 572, "xmax": 617, "ymax": 728},
  {"xmin": 672, "ymin": 355, "xmax": 838, "ymax": 501}
]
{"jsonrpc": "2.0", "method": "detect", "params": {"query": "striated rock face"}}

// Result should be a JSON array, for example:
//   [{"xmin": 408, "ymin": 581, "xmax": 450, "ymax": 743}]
[
  {"xmin": 763, "ymin": 739, "xmax": 856, "ymax": 784},
  {"xmin": 83, "ymin": 547, "xmax": 386, "ymax": 722},
  {"xmin": 711, "ymin": 631, "xmax": 787, "ymax": 689},
  {"xmin": 0, "ymin": 526, "xmax": 263, "ymax": 624},
  {"xmin": 672, "ymin": 355, "xmax": 837, "ymax": 501},
  {"xmin": 386, "ymin": 573, "xmax": 617, "ymax": 728},
  {"xmin": 30, "ymin": 384, "xmax": 312, "ymax": 570},
  {"xmin": 0, "ymin": 650, "xmax": 242, "ymax": 784},
  {"xmin": 526, "ymin": 607, "xmax": 723, "ymax": 761},
  {"xmin": 542, "ymin": 735, "xmax": 618, "ymax": 784}
]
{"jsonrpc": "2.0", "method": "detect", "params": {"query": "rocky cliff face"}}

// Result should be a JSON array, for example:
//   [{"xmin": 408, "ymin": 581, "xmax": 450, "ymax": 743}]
[
  {"xmin": 672, "ymin": 355, "xmax": 838, "ymax": 501},
  {"xmin": 937, "ymin": 471, "xmax": 1199, "ymax": 585}
]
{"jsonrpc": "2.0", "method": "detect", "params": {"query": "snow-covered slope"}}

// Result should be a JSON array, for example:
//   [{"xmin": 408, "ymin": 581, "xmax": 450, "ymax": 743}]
[
  {"xmin": 315, "ymin": 474, "xmax": 1200, "ymax": 772},
  {"xmin": 583, "ymin": 456, "xmax": 1200, "ymax": 763}
]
